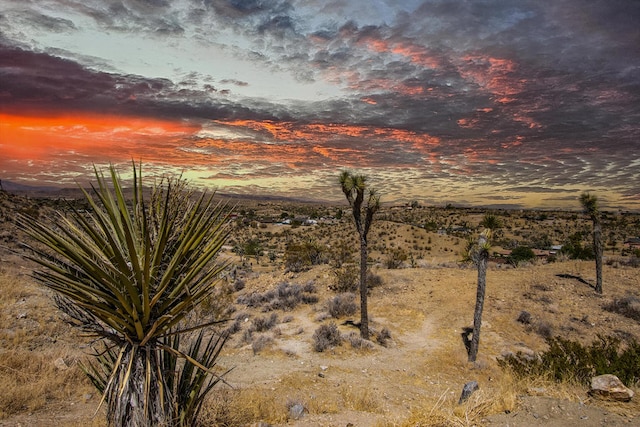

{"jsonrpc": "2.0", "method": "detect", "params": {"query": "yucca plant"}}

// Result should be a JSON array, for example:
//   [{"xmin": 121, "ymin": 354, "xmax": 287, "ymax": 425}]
[{"xmin": 18, "ymin": 163, "xmax": 232, "ymax": 426}]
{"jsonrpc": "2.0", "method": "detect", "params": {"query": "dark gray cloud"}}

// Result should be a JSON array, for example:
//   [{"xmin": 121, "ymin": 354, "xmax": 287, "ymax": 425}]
[{"xmin": 0, "ymin": 0, "xmax": 639, "ymax": 209}]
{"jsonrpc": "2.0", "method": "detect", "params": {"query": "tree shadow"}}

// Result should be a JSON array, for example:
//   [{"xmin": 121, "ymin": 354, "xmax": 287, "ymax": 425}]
[
  {"xmin": 555, "ymin": 273, "xmax": 595, "ymax": 290},
  {"xmin": 461, "ymin": 326, "xmax": 473, "ymax": 357}
]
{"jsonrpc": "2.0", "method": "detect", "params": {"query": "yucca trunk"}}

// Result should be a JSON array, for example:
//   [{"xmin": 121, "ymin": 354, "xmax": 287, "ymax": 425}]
[
  {"xmin": 594, "ymin": 221, "xmax": 603, "ymax": 294},
  {"xmin": 359, "ymin": 235, "xmax": 369, "ymax": 340},
  {"xmin": 468, "ymin": 251, "xmax": 488, "ymax": 362},
  {"xmin": 107, "ymin": 344, "xmax": 168, "ymax": 427}
]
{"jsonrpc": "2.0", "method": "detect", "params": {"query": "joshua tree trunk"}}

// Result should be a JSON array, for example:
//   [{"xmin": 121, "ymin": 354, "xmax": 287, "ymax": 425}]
[
  {"xmin": 339, "ymin": 171, "xmax": 380, "ymax": 340},
  {"xmin": 359, "ymin": 235, "xmax": 369, "ymax": 340},
  {"xmin": 108, "ymin": 346, "xmax": 167, "ymax": 427},
  {"xmin": 580, "ymin": 192, "xmax": 603, "ymax": 294},
  {"xmin": 469, "ymin": 249, "xmax": 488, "ymax": 362},
  {"xmin": 594, "ymin": 221, "xmax": 603, "ymax": 294}
]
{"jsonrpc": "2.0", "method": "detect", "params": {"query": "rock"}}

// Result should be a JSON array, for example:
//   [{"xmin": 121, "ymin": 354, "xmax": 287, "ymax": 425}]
[
  {"xmin": 589, "ymin": 374, "xmax": 634, "ymax": 402},
  {"xmin": 54, "ymin": 357, "xmax": 69, "ymax": 370},
  {"xmin": 458, "ymin": 380, "xmax": 479, "ymax": 404},
  {"xmin": 289, "ymin": 403, "xmax": 305, "ymax": 420}
]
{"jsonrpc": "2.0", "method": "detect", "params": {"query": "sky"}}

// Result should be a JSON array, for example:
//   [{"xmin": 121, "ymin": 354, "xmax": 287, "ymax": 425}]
[{"xmin": 1, "ymin": 0, "xmax": 639, "ymax": 210}]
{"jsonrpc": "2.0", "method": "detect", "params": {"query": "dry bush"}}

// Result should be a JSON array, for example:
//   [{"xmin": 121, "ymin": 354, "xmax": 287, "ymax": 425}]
[
  {"xmin": 331, "ymin": 265, "xmax": 359, "ymax": 292},
  {"xmin": 344, "ymin": 331, "xmax": 374, "ymax": 351},
  {"xmin": 237, "ymin": 282, "xmax": 318, "ymax": 311},
  {"xmin": 376, "ymin": 327, "xmax": 392, "ymax": 347},
  {"xmin": 251, "ymin": 313, "xmax": 279, "ymax": 332},
  {"xmin": 327, "ymin": 293, "xmax": 357, "ymax": 318},
  {"xmin": 251, "ymin": 335, "xmax": 274, "ymax": 355},
  {"xmin": 603, "ymin": 295, "xmax": 640, "ymax": 322},
  {"xmin": 312, "ymin": 322, "xmax": 342, "ymax": 352}
]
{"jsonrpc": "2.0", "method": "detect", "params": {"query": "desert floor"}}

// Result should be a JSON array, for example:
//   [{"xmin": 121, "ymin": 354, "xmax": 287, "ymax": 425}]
[{"xmin": 2, "ymin": 256, "xmax": 639, "ymax": 426}]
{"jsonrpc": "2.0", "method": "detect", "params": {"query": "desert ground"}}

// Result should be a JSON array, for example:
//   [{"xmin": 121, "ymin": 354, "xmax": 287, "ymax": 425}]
[{"xmin": 1, "ymin": 189, "xmax": 639, "ymax": 426}]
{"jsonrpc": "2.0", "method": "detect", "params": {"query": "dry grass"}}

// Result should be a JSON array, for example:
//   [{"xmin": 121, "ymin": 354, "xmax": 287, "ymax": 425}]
[{"xmin": 0, "ymin": 267, "xmax": 98, "ymax": 423}]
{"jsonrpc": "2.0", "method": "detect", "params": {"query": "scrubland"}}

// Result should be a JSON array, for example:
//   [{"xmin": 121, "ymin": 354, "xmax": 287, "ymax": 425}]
[{"xmin": 1, "ymin": 191, "xmax": 639, "ymax": 426}]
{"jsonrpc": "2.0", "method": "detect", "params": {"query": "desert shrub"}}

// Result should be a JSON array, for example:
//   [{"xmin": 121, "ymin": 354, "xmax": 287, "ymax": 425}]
[
  {"xmin": 312, "ymin": 323, "xmax": 342, "ymax": 352},
  {"xmin": 366, "ymin": 271, "xmax": 384, "ymax": 288},
  {"xmin": 329, "ymin": 240, "xmax": 355, "ymax": 267},
  {"xmin": 200, "ymin": 282, "xmax": 236, "ymax": 320},
  {"xmin": 516, "ymin": 311, "xmax": 532, "ymax": 325},
  {"xmin": 560, "ymin": 233, "xmax": 595, "ymax": 260},
  {"xmin": 327, "ymin": 293, "xmax": 357, "ymax": 318},
  {"xmin": 376, "ymin": 327, "xmax": 392, "ymax": 347},
  {"xmin": 223, "ymin": 312, "xmax": 248, "ymax": 336},
  {"xmin": 233, "ymin": 279, "xmax": 246, "ymax": 292},
  {"xmin": 331, "ymin": 265, "xmax": 359, "ymax": 292},
  {"xmin": 252, "ymin": 313, "xmax": 279, "ymax": 332},
  {"xmin": 535, "ymin": 321, "xmax": 554, "ymax": 339},
  {"xmin": 237, "ymin": 282, "xmax": 317, "ymax": 311},
  {"xmin": 603, "ymin": 296, "xmax": 640, "ymax": 322},
  {"xmin": 345, "ymin": 331, "xmax": 374, "ymax": 350},
  {"xmin": 508, "ymin": 246, "xmax": 536, "ymax": 266},
  {"xmin": 499, "ymin": 335, "xmax": 640, "ymax": 387},
  {"xmin": 284, "ymin": 241, "xmax": 327, "ymax": 272},
  {"xmin": 251, "ymin": 335, "xmax": 274, "ymax": 354},
  {"xmin": 384, "ymin": 248, "xmax": 408, "ymax": 269}
]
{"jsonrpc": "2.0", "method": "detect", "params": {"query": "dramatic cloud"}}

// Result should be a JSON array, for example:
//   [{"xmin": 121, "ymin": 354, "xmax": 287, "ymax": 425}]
[{"xmin": 1, "ymin": 0, "xmax": 639, "ymax": 209}]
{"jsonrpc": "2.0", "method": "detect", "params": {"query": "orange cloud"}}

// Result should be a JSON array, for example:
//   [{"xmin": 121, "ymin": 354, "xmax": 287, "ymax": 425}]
[{"xmin": 0, "ymin": 113, "xmax": 201, "ymax": 165}]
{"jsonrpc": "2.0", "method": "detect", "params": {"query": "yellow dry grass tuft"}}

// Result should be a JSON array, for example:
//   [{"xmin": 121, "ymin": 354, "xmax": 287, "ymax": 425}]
[{"xmin": 0, "ymin": 268, "xmax": 97, "ymax": 422}]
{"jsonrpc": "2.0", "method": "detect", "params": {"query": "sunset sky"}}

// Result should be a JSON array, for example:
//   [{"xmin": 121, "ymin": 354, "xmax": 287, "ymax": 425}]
[{"xmin": 1, "ymin": 0, "xmax": 639, "ymax": 210}]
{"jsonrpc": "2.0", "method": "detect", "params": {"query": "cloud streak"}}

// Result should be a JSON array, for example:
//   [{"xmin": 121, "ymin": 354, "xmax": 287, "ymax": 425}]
[{"xmin": 1, "ymin": 0, "xmax": 639, "ymax": 209}]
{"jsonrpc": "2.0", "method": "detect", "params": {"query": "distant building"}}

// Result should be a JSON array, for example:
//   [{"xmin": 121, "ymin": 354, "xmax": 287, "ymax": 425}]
[{"xmin": 624, "ymin": 237, "xmax": 640, "ymax": 249}]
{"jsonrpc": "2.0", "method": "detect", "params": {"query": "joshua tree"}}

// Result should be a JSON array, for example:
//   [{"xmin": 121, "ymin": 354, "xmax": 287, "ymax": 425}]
[
  {"xmin": 580, "ymin": 192, "xmax": 603, "ymax": 294},
  {"xmin": 339, "ymin": 171, "xmax": 380, "ymax": 339},
  {"xmin": 463, "ymin": 229, "xmax": 491, "ymax": 362},
  {"xmin": 18, "ymin": 164, "xmax": 232, "ymax": 426}
]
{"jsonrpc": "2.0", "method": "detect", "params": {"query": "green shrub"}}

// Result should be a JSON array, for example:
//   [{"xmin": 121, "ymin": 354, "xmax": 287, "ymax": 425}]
[
  {"xmin": 499, "ymin": 335, "xmax": 640, "ymax": 387},
  {"xmin": 509, "ymin": 246, "xmax": 536, "ymax": 266},
  {"xmin": 284, "ymin": 241, "xmax": 326, "ymax": 272},
  {"xmin": 331, "ymin": 265, "xmax": 359, "ymax": 292},
  {"xmin": 385, "ymin": 248, "xmax": 407, "ymax": 269}
]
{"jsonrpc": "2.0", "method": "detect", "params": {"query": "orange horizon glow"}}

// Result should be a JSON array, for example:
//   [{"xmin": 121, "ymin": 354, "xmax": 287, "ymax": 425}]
[{"xmin": 0, "ymin": 112, "xmax": 203, "ymax": 165}]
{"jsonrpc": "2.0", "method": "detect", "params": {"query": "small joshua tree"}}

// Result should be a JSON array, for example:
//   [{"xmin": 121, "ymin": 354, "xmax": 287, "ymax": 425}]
[
  {"xmin": 580, "ymin": 192, "xmax": 603, "ymax": 294},
  {"xmin": 339, "ymin": 171, "xmax": 380, "ymax": 340}
]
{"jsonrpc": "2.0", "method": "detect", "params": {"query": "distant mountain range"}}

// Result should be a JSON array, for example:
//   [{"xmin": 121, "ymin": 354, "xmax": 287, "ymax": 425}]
[{"xmin": 0, "ymin": 179, "xmax": 333, "ymax": 205}]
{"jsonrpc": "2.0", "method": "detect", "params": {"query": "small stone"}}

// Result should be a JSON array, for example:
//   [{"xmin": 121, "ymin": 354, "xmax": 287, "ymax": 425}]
[
  {"xmin": 17, "ymin": 312, "xmax": 27, "ymax": 319},
  {"xmin": 589, "ymin": 374, "xmax": 634, "ymax": 402},
  {"xmin": 458, "ymin": 380, "xmax": 479, "ymax": 404},
  {"xmin": 289, "ymin": 403, "xmax": 305, "ymax": 420},
  {"xmin": 54, "ymin": 357, "xmax": 69, "ymax": 370}
]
